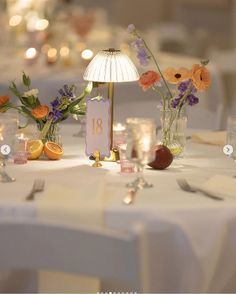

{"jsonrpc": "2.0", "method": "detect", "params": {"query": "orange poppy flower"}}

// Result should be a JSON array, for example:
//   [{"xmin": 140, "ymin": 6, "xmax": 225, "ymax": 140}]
[
  {"xmin": 0, "ymin": 95, "xmax": 9, "ymax": 107},
  {"xmin": 139, "ymin": 70, "xmax": 161, "ymax": 91},
  {"xmin": 31, "ymin": 105, "xmax": 49, "ymax": 119},
  {"xmin": 191, "ymin": 64, "xmax": 211, "ymax": 91},
  {"xmin": 164, "ymin": 67, "xmax": 191, "ymax": 84}
]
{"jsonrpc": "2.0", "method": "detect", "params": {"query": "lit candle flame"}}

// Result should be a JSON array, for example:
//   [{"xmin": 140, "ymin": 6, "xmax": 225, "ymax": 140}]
[{"xmin": 113, "ymin": 123, "xmax": 126, "ymax": 132}]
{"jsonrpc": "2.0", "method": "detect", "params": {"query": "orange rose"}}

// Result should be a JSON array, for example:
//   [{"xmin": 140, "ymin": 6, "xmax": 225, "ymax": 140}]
[
  {"xmin": 31, "ymin": 105, "xmax": 49, "ymax": 119},
  {"xmin": 0, "ymin": 95, "xmax": 9, "ymax": 107},
  {"xmin": 164, "ymin": 67, "xmax": 191, "ymax": 84},
  {"xmin": 139, "ymin": 71, "xmax": 161, "ymax": 91},
  {"xmin": 191, "ymin": 64, "xmax": 211, "ymax": 91}
]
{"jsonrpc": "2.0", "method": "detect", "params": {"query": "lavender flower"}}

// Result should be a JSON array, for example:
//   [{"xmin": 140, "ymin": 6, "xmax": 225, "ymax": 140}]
[
  {"xmin": 178, "ymin": 81, "xmax": 189, "ymax": 94},
  {"xmin": 127, "ymin": 24, "xmax": 136, "ymax": 33},
  {"xmin": 137, "ymin": 49, "xmax": 149, "ymax": 66},
  {"xmin": 178, "ymin": 79, "xmax": 197, "ymax": 95},
  {"xmin": 50, "ymin": 98, "xmax": 60, "ymax": 109},
  {"xmin": 187, "ymin": 94, "xmax": 199, "ymax": 106},
  {"xmin": 63, "ymin": 84, "xmax": 74, "ymax": 99},
  {"xmin": 131, "ymin": 38, "xmax": 143, "ymax": 50},
  {"xmin": 191, "ymin": 85, "xmax": 197, "ymax": 94},
  {"xmin": 49, "ymin": 109, "xmax": 63, "ymax": 122},
  {"xmin": 171, "ymin": 97, "xmax": 181, "ymax": 108},
  {"xmin": 58, "ymin": 89, "xmax": 66, "ymax": 97}
]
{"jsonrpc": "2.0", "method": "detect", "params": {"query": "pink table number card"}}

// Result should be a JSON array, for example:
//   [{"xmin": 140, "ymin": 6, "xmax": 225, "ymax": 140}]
[{"xmin": 85, "ymin": 98, "xmax": 111, "ymax": 157}]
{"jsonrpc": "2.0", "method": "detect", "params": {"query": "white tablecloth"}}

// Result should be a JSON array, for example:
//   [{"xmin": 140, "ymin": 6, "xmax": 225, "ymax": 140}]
[{"xmin": 1, "ymin": 124, "xmax": 236, "ymax": 293}]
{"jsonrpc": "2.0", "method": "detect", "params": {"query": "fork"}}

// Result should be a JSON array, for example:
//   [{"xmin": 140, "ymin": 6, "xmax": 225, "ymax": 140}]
[
  {"xmin": 177, "ymin": 178, "xmax": 224, "ymax": 201},
  {"xmin": 123, "ymin": 186, "xmax": 139, "ymax": 205},
  {"xmin": 26, "ymin": 179, "xmax": 45, "ymax": 201}
]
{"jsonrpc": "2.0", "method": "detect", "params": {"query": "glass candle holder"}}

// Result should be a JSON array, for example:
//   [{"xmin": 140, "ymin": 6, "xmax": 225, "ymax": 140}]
[
  {"xmin": 113, "ymin": 122, "xmax": 126, "ymax": 150},
  {"xmin": 14, "ymin": 133, "xmax": 28, "ymax": 164}
]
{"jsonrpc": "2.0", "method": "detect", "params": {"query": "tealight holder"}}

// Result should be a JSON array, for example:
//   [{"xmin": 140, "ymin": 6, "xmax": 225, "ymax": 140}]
[
  {"xmin": 118, "ymin": 144, "xmax": 135, "ymax": 173},
  {"xmin": 14, "ymin": 134, "xmax": 28, "ymax": 164},
  {"xmin": 113, "ymin": 122, "xmax": 126, "ymax": 150}
]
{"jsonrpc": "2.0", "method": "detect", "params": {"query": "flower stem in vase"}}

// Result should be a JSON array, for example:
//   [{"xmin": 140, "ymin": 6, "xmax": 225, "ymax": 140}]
[{"xmin": 38, "ymin": 118, "xmax": 61, "ymax": 145}]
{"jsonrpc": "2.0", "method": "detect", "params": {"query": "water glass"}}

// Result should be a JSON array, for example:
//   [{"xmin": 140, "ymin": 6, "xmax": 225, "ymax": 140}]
[
  {"xmin": 227, "ymin": 115, "xmax": 236, "ymax": 159},
  {"xmin": 126, "ymin": 118, "xmax": 156, "ymax": 188}
]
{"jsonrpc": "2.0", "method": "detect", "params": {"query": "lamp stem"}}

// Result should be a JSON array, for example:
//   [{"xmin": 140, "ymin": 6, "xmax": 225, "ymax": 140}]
[{"xmin": 108, "ymin": 82, "xmax": 114, "ymax": 149}]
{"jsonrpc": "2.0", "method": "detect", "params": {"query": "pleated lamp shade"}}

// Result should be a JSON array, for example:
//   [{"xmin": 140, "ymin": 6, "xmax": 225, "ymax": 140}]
[{"xmin": 83, "ymin": 49, "xmax": 139, "ymax": 82}]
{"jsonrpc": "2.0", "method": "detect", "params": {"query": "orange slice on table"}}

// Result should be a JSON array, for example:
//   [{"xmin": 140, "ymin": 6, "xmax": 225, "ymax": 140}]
[
  {"xmin": 44, "ymin": 141, "xmax": 64, "ymax": 160},
  {"xmin": 27, "ymin": 140, "xmax": 44, "ymax": 160}
]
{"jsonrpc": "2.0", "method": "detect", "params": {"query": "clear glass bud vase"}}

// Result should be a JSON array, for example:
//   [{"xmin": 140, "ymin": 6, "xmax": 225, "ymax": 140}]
[
  {"xmin": 37, "ymin": 121, "xmax": 61, "ymax": 145},
  {"xmin": 160, "ymin": 107, "xmax": 187, "ymax": 157}
]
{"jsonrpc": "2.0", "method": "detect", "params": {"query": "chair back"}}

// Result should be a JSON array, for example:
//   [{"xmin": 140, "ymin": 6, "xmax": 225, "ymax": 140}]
[{"xmin": 0, "ymin": 219, "xmax": 148, "ymax": 292}]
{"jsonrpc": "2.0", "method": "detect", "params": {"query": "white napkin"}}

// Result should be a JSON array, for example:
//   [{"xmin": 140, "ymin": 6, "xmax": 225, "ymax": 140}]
[
  {"xmin": 201, "ymin": 175, "xmax": 236, "ymax": 198},
  {"xmin": 191, "ymin": 131, "xmax": 226, "ymax": 146}
]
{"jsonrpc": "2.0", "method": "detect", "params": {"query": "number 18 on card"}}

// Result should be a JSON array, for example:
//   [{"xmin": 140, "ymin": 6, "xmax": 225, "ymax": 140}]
[{"xmin": 85, "ymin": 99, "xmax": 111, "ymax": 158}]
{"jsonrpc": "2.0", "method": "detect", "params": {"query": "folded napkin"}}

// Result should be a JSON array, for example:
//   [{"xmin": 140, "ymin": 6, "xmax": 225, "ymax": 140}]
[
  {"xmin": 191, "ymin": 131, "xmax": 226, "ymax": 146},
  {"xmin": 201, "ymin": 175, "xmax": 236, "ymax": 198}
]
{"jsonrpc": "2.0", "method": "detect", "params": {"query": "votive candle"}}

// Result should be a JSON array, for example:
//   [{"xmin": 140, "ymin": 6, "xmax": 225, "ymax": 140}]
[{"xmin": 14, "ymin": 133, "xmax": 28, "ymax": 164}]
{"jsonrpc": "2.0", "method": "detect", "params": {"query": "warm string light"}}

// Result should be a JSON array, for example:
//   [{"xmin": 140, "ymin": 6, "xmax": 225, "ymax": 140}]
[
  {"xmin": 25, "ymin": 47, "xmax": 37, "ymax": 64},
  {"xmin": 47, "ymin": 47, "xmax": 57, "ymax": 64},
  {"xmin": 36, "ymin": 19, "xmax": 49, "ymax": 31},
  {"xmin": 9, "ymin": 15, "xmax": 22, "ymax": 27},
  {"xmin": 60, "ymin": 46, "xmax": 70, "ymax": 58}
]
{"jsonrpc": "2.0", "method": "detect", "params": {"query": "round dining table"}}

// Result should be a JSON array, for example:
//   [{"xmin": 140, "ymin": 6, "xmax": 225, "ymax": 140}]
[{"xmin": 1, "ymin": 123, "xmax": 236, "ymax": 293}]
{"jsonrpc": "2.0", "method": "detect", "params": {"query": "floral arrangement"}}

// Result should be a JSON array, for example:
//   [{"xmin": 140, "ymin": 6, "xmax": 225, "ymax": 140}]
[
  {"xmin": 0, "ymin": 72, "xmax": 92, "ymax": 142},
  {"xmin": 127, "ymin": 24, "xmax": 211, "ymax": 155},
  {"xmin": 127, "ymin": 24, "xmax": 210, "ymax": 110}
]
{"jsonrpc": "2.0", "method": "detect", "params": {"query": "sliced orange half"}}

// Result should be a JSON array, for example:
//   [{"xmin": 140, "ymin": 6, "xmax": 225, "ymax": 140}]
[
  {"xmin": 44, "ymin": 141, "xmax": 63, "ymax": 160},
  {"xmin": 27, "ymin": 140, "xmax": 44, "ymax": 160}
]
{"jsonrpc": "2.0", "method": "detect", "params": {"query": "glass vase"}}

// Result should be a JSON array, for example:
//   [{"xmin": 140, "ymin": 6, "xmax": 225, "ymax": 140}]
[
  {"xmin": 160, "ymin": 107, "xmax": 187, "ymax": 157},
  {"xmin": 37, "ymin": 122, "xmax": 61, "ymax": 145}
]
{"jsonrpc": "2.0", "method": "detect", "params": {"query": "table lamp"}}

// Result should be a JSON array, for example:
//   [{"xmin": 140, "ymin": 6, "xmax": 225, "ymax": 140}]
[{"xmin": 83, "ymin": 48, "xmax": 139, "ymax": 161}]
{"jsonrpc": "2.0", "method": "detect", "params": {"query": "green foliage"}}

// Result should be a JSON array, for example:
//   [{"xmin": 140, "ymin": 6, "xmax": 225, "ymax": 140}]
[{"xmin": 22, "ymin": 72, "xmax": 31, "ymax": 88}]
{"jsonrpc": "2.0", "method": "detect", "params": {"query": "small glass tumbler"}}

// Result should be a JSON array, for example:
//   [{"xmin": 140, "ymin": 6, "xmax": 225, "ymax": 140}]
[
  {"xmin": 227, "ymin": 115, "xmax": 236, "ymax": 160},
  {"xmin": 118, "ymin": 144, "xmax": 135, "ymax": 173},
  {"xmin": 113, "ymin": 122, "xmax": 126, "ymax": 150},
  {"xmin": 14, "ymin": 134, "xmax": 28, "ymax": 164}
]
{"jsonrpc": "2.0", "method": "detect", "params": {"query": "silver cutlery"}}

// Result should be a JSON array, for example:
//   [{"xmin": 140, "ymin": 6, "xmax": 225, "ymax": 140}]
[
  {"xmin": 0, "ymin": 160, "xmax": 15, "ymax": 183},
  {"xmin": 177, "ymin": 178, "xmax": 224, "ymax": 201},
  {"xmin": 26, "ymin": 179, "xmax": 45, "ymax": 201},
  {"xmin": 0, "ymin": 169, "xmax": 15, "ymax": 183},
  {"xmin": 123, "ymin": 186, "xmax": 139, "ymax": 205}
]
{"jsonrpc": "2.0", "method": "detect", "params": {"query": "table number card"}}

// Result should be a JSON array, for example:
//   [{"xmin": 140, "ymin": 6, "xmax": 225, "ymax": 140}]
[{"xmin": 85, "ymin": 98, "xmax": 111, "ymax": 157}]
